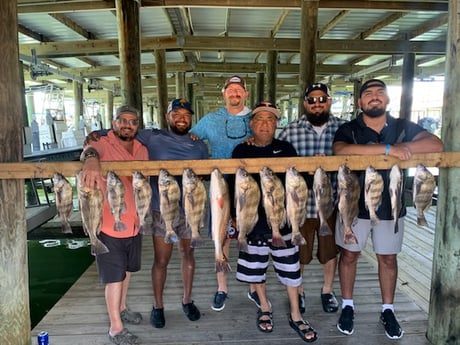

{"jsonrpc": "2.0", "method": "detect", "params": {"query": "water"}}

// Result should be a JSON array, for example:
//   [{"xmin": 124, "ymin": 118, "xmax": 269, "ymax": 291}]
[{"xmin": 28, "ymin": 233, "xmax": 94, "ymax": 329}]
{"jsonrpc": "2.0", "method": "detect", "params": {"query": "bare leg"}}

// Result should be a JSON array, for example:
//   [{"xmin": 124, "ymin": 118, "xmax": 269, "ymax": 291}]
[
  {"xmin": 151, "ymin": 236, "xmax": 173, "ymax": 308},
  {"xmin": 322, "ymin": 257, "xmax": 337, "ymax": 294},
  {"xmin": 106, "ymin": 281, "xmax": 123, "ymax": 335},
  {"xmin": 179, "ymin": 238, "xmax": 195, "ymax": 304}
]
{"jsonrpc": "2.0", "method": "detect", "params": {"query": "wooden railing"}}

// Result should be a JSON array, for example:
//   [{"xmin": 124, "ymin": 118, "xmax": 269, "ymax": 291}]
[{"xmin": 0, "ymin": 152, "xmax": 459, "ymax": 178}]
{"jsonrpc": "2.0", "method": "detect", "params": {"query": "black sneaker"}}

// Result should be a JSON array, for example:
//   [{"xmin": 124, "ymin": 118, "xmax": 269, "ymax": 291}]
[
  {"xmin": 380, "ymin": 309, "xmax": 404, "ymax": 339},
  {"xmin": 299, "ymin": 291, "xmax": 306, "ymax": 314},
  {"xmin": 337, "ymin": 306, "xmax": 354, "ymax": 335},
  {"xmin": 182, "ymin": 301, "xmax": 201, "ymax": 321},
  {"xmin": 211, "ymin": 291, "xmax": 228, "ymax": 311},
  {"xmin": 247, "ymin": 290, "xmax": 261, "ymax": 308},
  {"xmin": 150, "ymin": 307, "xmax": 165, "ymax": 328}
]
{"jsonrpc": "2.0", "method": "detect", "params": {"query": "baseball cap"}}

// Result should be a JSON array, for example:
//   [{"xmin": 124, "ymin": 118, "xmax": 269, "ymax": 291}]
[
  {"xmin": 359, "ymin": 79, "xmax": 387, "ymax": 97},
  {"xmin": 167, "ymin": 98, "xmax": 194, "ymax": 114},
  {"xmin": 304, "ymin": 83, "xmax": 331, "ymax": 99},
  {"xmin": 252, "ymin": 100, "xmax": 281, "ymax": 119},
  {"xmin": 222, "ymin": 75, "xmax": 247, "ymax": 91},
  {"xmin": 115, "ymin": 105, "xmax": 140, "ymax": 118}
]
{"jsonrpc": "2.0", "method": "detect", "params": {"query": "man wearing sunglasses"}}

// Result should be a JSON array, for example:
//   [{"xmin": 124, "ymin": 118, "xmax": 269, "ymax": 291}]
[
  {"xmin": 80, "ymin": 105, "xmax": 148, "ymax": 345},
  {"xmin": 84, "ymin": 100, "xmax": 209, "ymax": 330},
  {"xmin": 190, "ymin": 75, "xmax": 253, "ymax": 312},
  {"xmin": 278, "ymin": 83, "xmax": 346, "ymax": 317}
]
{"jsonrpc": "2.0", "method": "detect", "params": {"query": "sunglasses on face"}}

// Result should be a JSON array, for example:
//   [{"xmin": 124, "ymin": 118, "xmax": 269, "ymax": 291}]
[
  {"xmin": 116, "ymin": 118, "xmax": 139, "ymax": 126},
  {"xmin": 305, "ymin": 96, "xmax": 330, "ymax": 104}
]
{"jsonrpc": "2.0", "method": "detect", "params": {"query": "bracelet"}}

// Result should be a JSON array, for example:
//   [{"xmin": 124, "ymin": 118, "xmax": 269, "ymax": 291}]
[
  {"xmin": 80, "ymin": 149, "xmax": 99, "ymax": 162},
  {"xmin": 385, "ymin": 144, "xmax": 391, "ymax": 156}
]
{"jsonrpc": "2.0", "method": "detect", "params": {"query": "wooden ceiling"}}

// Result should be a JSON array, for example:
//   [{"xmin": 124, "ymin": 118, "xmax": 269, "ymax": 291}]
[{"xmin": 17, "ymin": 0, "xmax": 448, "ymax": 106}]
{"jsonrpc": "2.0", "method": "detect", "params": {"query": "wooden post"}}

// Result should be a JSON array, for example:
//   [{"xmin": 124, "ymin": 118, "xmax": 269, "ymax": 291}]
[
  {"xmin": 256, "ymin": 72, "xmax": 265, "ymax": 103},
  {"xmin": 399, "ymin": 52, "xmax": 415, "ymax": 121},
  {"xmin": 176, "ymin": 71, "xmax": 185, "ymax": 98},
  {"xmin": 427, "ymin": 0, "xmax": 460, "ymax": 342},
  {"xmin": 73, "ymin": 80, "xmax": 83, "ymax": 129},
  {"xmin": 299, "ymin": 0, "xmax": 318, "ymax": 115},
  {"xmin": 115, "ymin": 0, "xmax": 143, "ymax": 127},
  {"xmin": 0, "ymin": 0, "xmax": 31, "ymax": 343},
  {"xmin": 154, "ymin": 49, "xmax": 168, "ymax": 129},
  {"xmin": 266, "ymin": 50, "xmax": 278, "ymax": 103},
  {"xmin": 106, "ymin": 90, "xmax": 114, "ymax": 128}
]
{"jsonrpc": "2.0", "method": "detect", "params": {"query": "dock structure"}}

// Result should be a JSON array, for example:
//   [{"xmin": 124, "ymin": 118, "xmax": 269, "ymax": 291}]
[{"xmin": 31, "ymin": 207, "xmax": 435, "ymax": 345}]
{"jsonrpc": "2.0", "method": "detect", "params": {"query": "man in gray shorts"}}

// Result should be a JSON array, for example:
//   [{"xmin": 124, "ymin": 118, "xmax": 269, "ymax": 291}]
[{"xmin": 333, "ymin": 79, "xmax": 443, "ymax": 340}]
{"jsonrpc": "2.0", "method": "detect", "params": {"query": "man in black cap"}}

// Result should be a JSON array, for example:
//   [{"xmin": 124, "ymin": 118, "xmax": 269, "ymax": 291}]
[
  {"xmin": 333, "ymin": 78, "xmax": 443, "ymax": 339},
  {"xmin": 278, "ymin": 83, "xmax": 345, "ymax": 317}
]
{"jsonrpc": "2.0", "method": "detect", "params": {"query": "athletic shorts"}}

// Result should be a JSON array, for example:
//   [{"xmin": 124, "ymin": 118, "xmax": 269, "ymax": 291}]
[
  {"xmin": 299, "ymin": 210, "xmax": 339, "ymax": 265},
  {"xmin": 335, "ymin": 217, "xmax": 404, "ymax": 254},
  {"xmin": 236, "ymin": 234, "xmax": 301, "ymax": 287},
  {"xmin": 150, "ymin": 211, "xmax": 190, "ymax": 239},
  {"xmin": 96, "ymin": 232, "xmax": 142, "ymax": 284}
]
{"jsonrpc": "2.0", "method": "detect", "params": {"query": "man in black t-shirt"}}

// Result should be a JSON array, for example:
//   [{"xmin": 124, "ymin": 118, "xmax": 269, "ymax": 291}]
[{"xmin": 232, "ymin": 101, "xmax": 318, "ymax": 342}]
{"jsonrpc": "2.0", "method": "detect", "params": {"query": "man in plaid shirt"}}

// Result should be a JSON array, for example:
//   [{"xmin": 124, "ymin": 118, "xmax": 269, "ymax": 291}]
[{"xmin": 278, "ymin": 83, "xmax": 346, "ymax": 314}]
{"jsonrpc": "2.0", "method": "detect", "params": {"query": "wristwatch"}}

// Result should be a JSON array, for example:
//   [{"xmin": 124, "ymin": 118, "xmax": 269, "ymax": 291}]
[{"xmin": 80, "ymin": 149, "xmax": 99, "ymax": 162}]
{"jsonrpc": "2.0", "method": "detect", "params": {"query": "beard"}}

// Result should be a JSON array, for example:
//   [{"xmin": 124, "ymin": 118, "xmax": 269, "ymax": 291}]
[
  {"xmin": 170, "ymin": 124, "xmax": 191, "ymax": 135},
  {"xmin": 306, "ymin": 111, "xmax": 330, "ymax": 126},
  {"xmin": 362, "ymin": 106, "xmax": 386, "ymax": 118},
  {"xmin": 114, "ymin": 129, "xmax": 135, "ymax": 141}
]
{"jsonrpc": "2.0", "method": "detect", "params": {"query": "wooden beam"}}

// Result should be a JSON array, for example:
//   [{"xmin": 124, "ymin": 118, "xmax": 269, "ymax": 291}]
[
  {"xmin": 1, "ymin": 152, "xmax": 459, "ymax": 178},
  {"xmin": 19, "ymin": 37, "xmax": 447, "ymax": 58},
  {"xmin": 17, "ymin": 0, "xmax": 448, "ymax": 14}
]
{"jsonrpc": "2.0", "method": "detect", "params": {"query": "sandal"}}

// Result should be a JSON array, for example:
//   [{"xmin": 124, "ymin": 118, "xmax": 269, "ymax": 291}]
[
  {"xmin": 288, "ymin": 314, "xmax": 318, "ymax": 343},
  {"xmin": 108, "ymin": 328, "xmax": 139, "ymax": 345},
  {"xmin": 257, "ymin": 309, "xmax": 273, "ymax": 333}
]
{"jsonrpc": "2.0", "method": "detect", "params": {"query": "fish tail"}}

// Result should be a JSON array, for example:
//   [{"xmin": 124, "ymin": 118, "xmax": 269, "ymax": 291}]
[
  {"xmin": 61, "ymin": 222, "xmax": 73, "ymax": 234},
  {"xmin": 394, "ymin": 220, "xmax": 399, "ymax": 234},
  {"xmin": 190, "ymin": 235, "xmax": 204, "ymax": 248},
  {"xmin": 417, "ymin": 214, "xmax": 428, "ymax": 227},
  {"xmin": 344, "ymin": 231, "xmax": 358, "ymax": 245},
  {"xmin": 291, "ymin": 232, "xmax": 306, "ymax": 246},
  {"xmin": 271, "ymin": 234, "xmax": 287, "ymax": 248},
  {"xmin": 215, "ymin": 260, "xmax": 231, "ymax": 273},
  {"xmin": 91, "ymin": 239, "xmax": 110, "ymax": 256},
  {"xmin": 318, "ymin": 222, "xmax": 333, "ymax": 237},
  {"xmin": 164, "ymin": 230, "xmax": 179, "ymax": 244},
  {"xmin": 114, "ymin": 221, "xmax": 127, "ymax": 231},
  {"xmin": 237, "ymin": 238, "xmax": 249, "ymax": 253}
]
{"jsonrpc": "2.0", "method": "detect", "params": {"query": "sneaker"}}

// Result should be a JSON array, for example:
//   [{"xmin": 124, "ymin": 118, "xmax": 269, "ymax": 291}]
[
  {"xmin": 337, "ymin": 306, "xmax": 354, "ymax": 335},
  {"xmin": 380, "ymin": 309, "xmax": 404, "ymax": 339},
  {"xmin": 247, "ymin": 290, "xmax": 261, "ymax": 308},
  {"xmin": 211, "ymin": 291, "xmax": 228, "ymax": 311},
  {"xmin": 120, "ymin": 308, "xmax": 142, "ymax": 325},
  {"xmin": 150, "ymin": 307, "xmax": 165, "ymax": 328},
  {"xmin": 182, "ymin": 301, "xmax": 201, "ymax": 321},
  {"xmin": 108, "ymin": 328, "xmax": 138, "ymax": 345},
  {"xmin": 321, "ymin": 290, "xmax": 339, "ymax": 313},
  {"xmin": 299, "ymin": 291, "xmax": 306, "ymax": 314}
]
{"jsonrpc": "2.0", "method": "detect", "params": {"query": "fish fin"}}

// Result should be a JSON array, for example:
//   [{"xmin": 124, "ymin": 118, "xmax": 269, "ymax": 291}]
[
  {"xmin": 290, "ymin": 190, "xmax": 300, "ymax": 206},
  {"xmin": 344, "ymin": 230, "xmax": 358, "ymax": 245},
  {"xmin": 164, "ymin": 231, "xmax": 179, "ymax": 243},
  {"xmin": 238, "ymin": 193, "xmax": 246, "ymax": 210},
  {"xmin": 215, "ymin": 260, "xmax": 231, "ymax": 273},
  {"xmin": 187, "ymin": 193, "xmax": 195, "ymax": 208}
]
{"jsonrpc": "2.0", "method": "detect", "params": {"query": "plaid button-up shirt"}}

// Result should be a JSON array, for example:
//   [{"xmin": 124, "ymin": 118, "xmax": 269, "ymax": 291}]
[{"xmin": 277, "ymin": 114, "xmax": 347, "ymax": 218}]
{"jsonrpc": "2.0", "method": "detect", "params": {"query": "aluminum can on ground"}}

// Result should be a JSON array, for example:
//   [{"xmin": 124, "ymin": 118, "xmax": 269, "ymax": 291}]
[{"xmin": 37, "ymin": 331, "xmax": 49, "ymax": 345}]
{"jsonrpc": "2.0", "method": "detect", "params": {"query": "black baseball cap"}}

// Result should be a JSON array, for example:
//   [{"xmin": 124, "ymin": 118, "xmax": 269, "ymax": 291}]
[
  {"xmin": 359, "ymin": 79, "xmax": 387, "ymax": 97},
  {"xmin": 115, "ymin": 105, "xmax": 140, "ymax": 118},
  {"xmin": 304, "ymin": 83, "xmax": 331, "ymax": 99}
]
